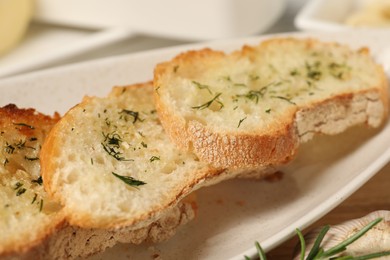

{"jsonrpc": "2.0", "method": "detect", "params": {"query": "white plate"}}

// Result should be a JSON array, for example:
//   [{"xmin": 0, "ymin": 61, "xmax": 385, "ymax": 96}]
[
  {"xmin": 0, "ymin": 23, "xmax": 133, "ymax": 79},
  {"xmin": 0, "ymin": 31, "xmax": 390, "ymax": 259}
]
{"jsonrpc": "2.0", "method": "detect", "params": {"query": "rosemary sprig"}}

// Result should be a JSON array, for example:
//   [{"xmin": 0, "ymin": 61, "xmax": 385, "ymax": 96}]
[
  {"xmin": 112, "ymin": 172, "xmax": 146, "ymax": 187},
  {"xmin": 245, "ymin": 217, "xmax": 390, "ymax": 260}
]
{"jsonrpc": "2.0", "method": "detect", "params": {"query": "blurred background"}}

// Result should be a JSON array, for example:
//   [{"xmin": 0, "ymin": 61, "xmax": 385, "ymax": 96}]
[{"xmin": 2, "ymin": 0, "xmax": 389, "ymax": 79}]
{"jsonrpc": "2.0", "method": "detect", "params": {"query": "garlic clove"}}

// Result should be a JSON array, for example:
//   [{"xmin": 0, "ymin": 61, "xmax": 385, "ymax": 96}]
[{"xmin": 293, "ymin": 210, "xmax": 390, "ymax": 259}]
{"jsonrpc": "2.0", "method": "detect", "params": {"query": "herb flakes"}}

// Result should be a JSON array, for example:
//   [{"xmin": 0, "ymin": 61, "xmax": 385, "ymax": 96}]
[{"xmin": 112, "ymin": 172, "xmax": 146, "ymax": 187}]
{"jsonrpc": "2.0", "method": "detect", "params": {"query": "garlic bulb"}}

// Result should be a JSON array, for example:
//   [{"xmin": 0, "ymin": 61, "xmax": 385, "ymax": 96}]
[{"xmin": 293, "ymin": 210, "xmax": 390, "ymax": 259}]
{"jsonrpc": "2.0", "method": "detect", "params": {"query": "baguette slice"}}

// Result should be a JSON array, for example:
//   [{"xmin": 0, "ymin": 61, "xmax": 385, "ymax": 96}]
[
  {"xmin": 41, "ymin": 82, "xmax": 227, "ymax": 230},
  {"xmin": 0, "ymin": 104, "xmax": 64, "ymax": 257},
  {"xmin": 154, "ymin": 37, "xmax": 389, "ymax": 169},
  {"xmin": 0, "ymin": 104, "xmax": 197, "ymax": 260}
]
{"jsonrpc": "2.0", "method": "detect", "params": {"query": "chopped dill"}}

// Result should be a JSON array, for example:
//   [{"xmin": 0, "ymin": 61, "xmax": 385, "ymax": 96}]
[
  {"xmin": 101, "ymin": 132, "xmax": 133, "ymax": 161},
  {"xmin": 16, "ymin": 188, "xmax": 26, "ymax": 196},
  {"xmin": 265, "ymin": 109, "xmax": 271, "ymax": 113},
  {"xmin": 141, "ymin": 141, "xmax": 148, "ymax": 148},
  {"xmin": 31, "ymin": 193, "xmax": 37, "ymax": 204},
  {"xmin": 112, "ymin": 172, "xmax": 146, "ymax": 187},
  {"xmin": 13, "ymin": 123, "xmax": 35, "ymax": 129},
  {"xmin": 271, "ymin": 96, "xmax": 296, "ymax": 105},
  {"xmin": 25, "ymin": 156, "xmax": 39, "ymax": 161},
  {"xmin": 119, "ymin": 109, "xmax": 143, "ymax": 124},
  {"xmin": 31, "ymin": 176, "xmax": 43, "ymax": 185},
  {"xmin": 237, "ymin": 117, "xmax": 247, "ymax": 128},
  {"xmin": 39, "ymin": 199, "xmax": 43, "ymax": 212},
  {"xmin": 150, "ymin": 156, "xmax": 160, "ymax": 162},
  {"xmin": 192, "ymin": 81, "xmax": 212, "ymax": 95},
  {"xmin": 192, "ymin": 93, "xmax": 223, "ymax": 110},
  {"xmin": 14, "ymin": 182, "xmax": 23, "ymax": 190}
]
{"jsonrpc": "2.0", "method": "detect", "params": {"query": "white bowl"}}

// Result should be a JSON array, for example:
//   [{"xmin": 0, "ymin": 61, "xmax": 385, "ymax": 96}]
[
  {"xmin": 295, "ymin": 0, "xmax": 390, "ymax": 32},
  {"xmin": 33, "ymin": 0, "xmax": 286, "ymax": 40}
]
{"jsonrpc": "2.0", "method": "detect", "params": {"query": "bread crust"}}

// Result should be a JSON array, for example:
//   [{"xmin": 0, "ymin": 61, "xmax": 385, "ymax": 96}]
[{"xmin": 154, "ymin": 37, "xmax": 389, "ymax": 169}]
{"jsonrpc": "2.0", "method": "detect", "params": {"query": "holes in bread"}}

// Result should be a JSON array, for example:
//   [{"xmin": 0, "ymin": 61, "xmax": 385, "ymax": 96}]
[{"xmin": 63, "ymin": 170, "xmax": 78, "ymax": 184}]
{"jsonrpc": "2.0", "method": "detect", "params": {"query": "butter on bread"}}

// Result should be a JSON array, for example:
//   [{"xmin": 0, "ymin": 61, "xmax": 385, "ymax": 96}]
[
  {"xmin": 0, "ymin": 104, "xmax": 197, "ymax": 260},
  {"xmin": 153, "ymin": 37, "xmax": 389, "ymax": 169},
  {"xmin": 0, "ymin": 104, "xmax": 63, "ymax": 257},
  {"xmin": 40, "ymin": 82, "xmax": 222, "ymax": 230}
]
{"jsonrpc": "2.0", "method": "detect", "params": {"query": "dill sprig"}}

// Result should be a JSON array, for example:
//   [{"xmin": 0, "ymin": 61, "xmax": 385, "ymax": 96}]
[
  {"xmin": 119, "ymin": 109, "xmax": 143, "ymax": 124},
  {"xmin": 112, "ymin": 172, "xmax": 146, "ymax": 187},
  {"xmin": 101, "ymin": 132, "xmax": 133, "ymax": 161},
  {"xmin": 192, "ymin": 93, "xmax": 224, "ymax": 110},
  {"xmin": 192, "ymin": 81, "xmax": 212, "ymax": 95},
  {"xmin": 13, "ymin": 123, "xmax": 35, "ymax": 129},
  {"xmin": 245, "ymin": 217, "xmax": 390, "ymax": 260}
]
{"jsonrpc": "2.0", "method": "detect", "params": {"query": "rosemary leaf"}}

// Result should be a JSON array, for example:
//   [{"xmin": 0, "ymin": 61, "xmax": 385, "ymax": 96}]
[
  {"xmin": 296, "ymin": 228, "xmax": 306, "ymax": 260},
  {"xmin": 322, "ymin": 218, "xmax": 383, "ymax": 258},
  {"xmin": 351, "ymin": 251, "xmax": 390, "ymax": 260},
  {"xmin": 306, "ymin": 225, "xmax": 330, "ymax": 260},
  {"xmin": 255, "ymin": 241, "xmax": 267, "ymax": 260}
]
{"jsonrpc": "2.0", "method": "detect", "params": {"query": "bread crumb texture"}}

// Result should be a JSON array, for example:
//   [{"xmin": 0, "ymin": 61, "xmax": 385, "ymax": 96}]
[
  {"xmin": 41, "ymin": 83, "xmax": 219, "ymax": 229},
  {"xmin": 154, "ymin": 37, "xmax": 389, "ymax": 168}
]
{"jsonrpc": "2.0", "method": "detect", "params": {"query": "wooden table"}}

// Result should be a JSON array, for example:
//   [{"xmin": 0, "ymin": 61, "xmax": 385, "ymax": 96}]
[{"xmin": 267, "ymin": 161, "xmax": 390, "ymax": 259}]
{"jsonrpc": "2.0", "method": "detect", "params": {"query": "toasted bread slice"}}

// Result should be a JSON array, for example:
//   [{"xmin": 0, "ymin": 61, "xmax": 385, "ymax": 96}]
[
  {"xmin": 41, "ymin": 82, "xmax": 224, "ymax": 230},
  {"xmin": 0, "ymin": 104, "xmax": 63, "ymax": 257},
  {"xmin": 154, "ymin": 37, "xmax": 389, "ymax": 169},
  {"xmin": 0, "ymin": 104, "xmax": 197, "ymax": 259}
]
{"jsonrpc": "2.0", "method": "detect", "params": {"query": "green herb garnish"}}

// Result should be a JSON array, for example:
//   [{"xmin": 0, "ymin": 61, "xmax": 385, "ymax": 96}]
[
  {"xmin": 150, "ymin": 156, "xmax": 160, "ymax": 162},
  {"xmin": 192, "ymin": 81, "xmax": 212, "ymax": 94},
  {"xmin": 237, "ymin": 117, "xmax": 247, "ymax": 128},
  {"xmin": 16, "ymin": 188, "xmax": 26, "ymax": 196},
  {"xmin": 245, "ymin": 217, "xmax": 390, "ymax": 260},
  {"xmin": 119, "ymin": 109, "xmax": 143, "ymax": 124},
  {"xmin": 101, "ymin": 132, "xmax": 133, "ymax": 161},
  {"xmin": 31, "ymin": 176, "xmax": 43, "ymax": 185},
  {"xmin": 112, "ymin": 172, "xmax": 146, "ymax": 187},
  {"xmin": 31, "ymin": 193, "xmax": 37, "ymax": 204},
  {"xmin": 13, "ymin": 123, "xmax": 34, "ymax": 129},
  {"xmin": 192, "ymin": 93, "xmax": 223, "ymax": 110},
  {"xmin": 305, "ymin": 61, "xmax": 322, "ymax": 81},
  {"xmin": 39, "ymin": 199, "xmax": 43, "ymax": 212},
  {"xmin": 14, "ymin": 182, "xmax": 23, "ymax": 190},
  {"xmin": 271, "ymin": 96, "xmax": 296, "ymax": 105},
  {"xmin": 25, "ymin": 156, "xmax": 39, "ymax": 161}
]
